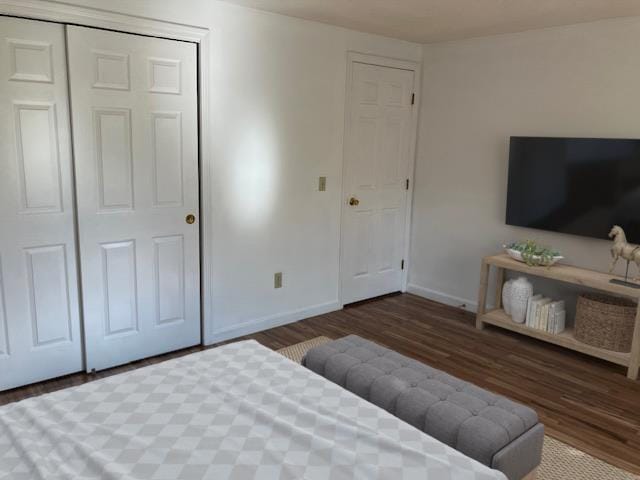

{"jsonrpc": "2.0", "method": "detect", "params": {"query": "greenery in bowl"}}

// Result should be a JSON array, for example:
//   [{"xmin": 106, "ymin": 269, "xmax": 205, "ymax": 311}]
[{"xmin": 505, "ymin": 240, "xmax": 561, "ymax": 267}]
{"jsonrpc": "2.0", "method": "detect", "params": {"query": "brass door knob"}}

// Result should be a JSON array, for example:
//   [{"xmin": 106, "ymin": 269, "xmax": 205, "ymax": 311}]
[
  {"xmin": 186, "ymin": 214, "xmax": 196, "ymax": 224},
  {"xmin": 349, "ymin": 197, "xmax": 360, "ymax": 206}
]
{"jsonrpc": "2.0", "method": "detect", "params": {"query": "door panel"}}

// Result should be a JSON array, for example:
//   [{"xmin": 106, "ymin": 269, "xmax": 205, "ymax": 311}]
[
  {"xmin": 376, "ymin": 209, "xmax": 398, "ymax": 273},
  {"xmin": 94, "ymin": 108, "xmax": 134, "ymax": 210},
  {"xmin": 353, "ymin": 117, "xmax": 377, "ymax": 188},
  {"xmin": 151, "ymin": 111, "xmax": 183, "ymax": 206},
  {"xmin": 101, "ymin": 240, "xmax": 138, "ymax": 337},
  {"xmin": 0, "ymin": 17, "xmax": 83, "ymax": 391},
  {"xmin": 67, "ymin": 26, "xmax": 200, "ymax": 372},
  {"xmin": 342, "ymin": 62, "xmax": 414, "ymax": 304},
  {"xmin": 14, "ymin": 102, "xmax": 63, "ymax": 212},
  {"xmin": 154, "ymin": 235, "xmax": 185, "ymax": 325},
  {"xmin": 25, "ymin": 245, "xmax": 73, "ymax": 347}
]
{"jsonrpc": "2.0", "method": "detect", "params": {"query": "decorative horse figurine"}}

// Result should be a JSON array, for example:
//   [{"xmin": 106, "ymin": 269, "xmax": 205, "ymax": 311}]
[{"xmin": 609, "ymin": 225, "xmax": 640, "ymax": 281}]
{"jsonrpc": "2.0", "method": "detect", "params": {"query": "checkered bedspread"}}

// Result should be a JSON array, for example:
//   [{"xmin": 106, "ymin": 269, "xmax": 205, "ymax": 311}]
[{"xmin": 0, "ymin": 340, "xmax": 505, "ymax": 479}]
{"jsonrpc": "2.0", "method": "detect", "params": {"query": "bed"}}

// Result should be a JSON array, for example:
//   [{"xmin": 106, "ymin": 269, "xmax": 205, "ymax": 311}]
[{"xmin": 0, "ymin": 340, "xmax": 506, "ymax": 479}]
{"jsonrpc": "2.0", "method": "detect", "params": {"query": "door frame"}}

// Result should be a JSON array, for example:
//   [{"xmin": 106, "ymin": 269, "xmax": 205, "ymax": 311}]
[
  {"xmin": 339, "ymin": 52, "xmax": 421, "ymax": 306},
  {"xmin": 0, "ymin": 0, "xmax": 215, "ymax": 344}
]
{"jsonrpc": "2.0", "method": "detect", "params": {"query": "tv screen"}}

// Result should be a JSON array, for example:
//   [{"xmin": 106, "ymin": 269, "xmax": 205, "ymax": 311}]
[{"xmin": 506, "ymin": 137, "xmax": 640, "ymax": 243}]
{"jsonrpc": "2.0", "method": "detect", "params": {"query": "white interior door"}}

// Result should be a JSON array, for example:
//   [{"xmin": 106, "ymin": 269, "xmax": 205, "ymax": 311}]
[
  {"xmin": 67, "ymin": 26, "xmax": 201, "ymax": 372},
  {"xmin": 0, "ymin": 17, "xmax": 83, "ymax": 390},
  {"xmin": 341, "ymin": 61, "xmax": 415, "ymax": 305}
]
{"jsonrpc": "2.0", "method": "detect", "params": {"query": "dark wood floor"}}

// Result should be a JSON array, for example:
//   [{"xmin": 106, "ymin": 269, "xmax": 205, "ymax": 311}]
[{"xmin": 2, "ymin": 293, "xmax": 639, "ymax": 474}]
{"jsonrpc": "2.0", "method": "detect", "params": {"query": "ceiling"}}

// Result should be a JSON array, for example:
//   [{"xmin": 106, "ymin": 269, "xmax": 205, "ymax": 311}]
[{"xmin": 220, "ymin": 0, "xmax": 640, "ymax": 43}]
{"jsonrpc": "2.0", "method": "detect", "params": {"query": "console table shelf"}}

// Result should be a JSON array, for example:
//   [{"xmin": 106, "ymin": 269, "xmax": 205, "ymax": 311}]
[{"xmin": 476, "ymin": 254, "xmax": 640, "ymax": 380}]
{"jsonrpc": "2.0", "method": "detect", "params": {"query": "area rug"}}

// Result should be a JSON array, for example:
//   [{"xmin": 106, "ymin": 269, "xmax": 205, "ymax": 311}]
[{"xmin": 277, "ymin": 337, "xmax": 638, "ymax": 480}]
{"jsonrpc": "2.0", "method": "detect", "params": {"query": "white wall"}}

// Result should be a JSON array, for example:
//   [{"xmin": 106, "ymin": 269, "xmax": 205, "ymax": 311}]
[
  {"xmin": 410, "ymin": 17, "xmax": 640, "ymax": 311},
  {"xmin": 50, "ymin": 0, "xmax": 422, "ymax": 342}
]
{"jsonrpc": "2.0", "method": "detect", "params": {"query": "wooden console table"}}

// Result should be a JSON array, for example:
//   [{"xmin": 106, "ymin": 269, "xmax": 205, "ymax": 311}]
[{"xmin": 476, "ymin": 254, "xmax": 640, "ymax": 380}]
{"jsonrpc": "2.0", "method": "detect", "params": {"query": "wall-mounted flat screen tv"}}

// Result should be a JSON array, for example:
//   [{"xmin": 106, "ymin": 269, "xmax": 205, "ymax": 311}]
[{"xmin": 506, "ymin": 136, "xmax": 640, "ymax": 243}]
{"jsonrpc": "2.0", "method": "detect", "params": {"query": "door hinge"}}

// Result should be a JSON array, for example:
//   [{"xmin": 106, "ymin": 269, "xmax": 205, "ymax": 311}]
[
  {"xmin": 411, "ymin": 93, "xmax": 415, "ymax": 105},
  {"xmin": 405, "ymin": 178, "xmax": 410, "ymax": 190},
  {"xmin": 401, "ymin": 259, "xmax": 405, "ymax": 270}
]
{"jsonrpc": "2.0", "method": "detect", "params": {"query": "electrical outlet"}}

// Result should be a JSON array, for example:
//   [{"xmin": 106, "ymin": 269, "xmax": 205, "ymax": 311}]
[
  {"xmin": 318, "ymin": 176, "xmax": 326, "ymax": 191},
  {"xmin": 274, "ymin": 272, "xmax": 283, "ymax": 289}
]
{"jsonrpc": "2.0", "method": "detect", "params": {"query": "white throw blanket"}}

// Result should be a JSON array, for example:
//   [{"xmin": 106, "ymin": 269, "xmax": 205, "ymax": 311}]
[{"xmin": 0, "ymin": 340, "xmax": 505, "ymax": 479}]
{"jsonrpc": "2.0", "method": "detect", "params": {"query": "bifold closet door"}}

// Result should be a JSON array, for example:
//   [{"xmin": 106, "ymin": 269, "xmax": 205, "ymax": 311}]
[
  {"xmin": 66, "ymin": 26, "xmax": 201, "ymax": 372},
  {"xmin": 0, "ymin": 17, "xmax": 83, "ymax": 390}
]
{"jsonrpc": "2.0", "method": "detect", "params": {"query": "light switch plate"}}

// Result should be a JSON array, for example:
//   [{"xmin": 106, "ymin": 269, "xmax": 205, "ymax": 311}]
[
  {"xmin": 274, "ymin": 272, "xmax": 283, "ymax": 289},
  {"xmin": 318, "ymin": 176, "xmax": 326, "ymax": 191}
]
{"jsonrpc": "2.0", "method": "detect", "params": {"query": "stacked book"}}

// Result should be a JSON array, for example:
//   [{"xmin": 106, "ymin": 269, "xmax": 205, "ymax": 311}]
[{"xmin": 525, "ymin": 295, "xmax": 566, "ymax": 334}]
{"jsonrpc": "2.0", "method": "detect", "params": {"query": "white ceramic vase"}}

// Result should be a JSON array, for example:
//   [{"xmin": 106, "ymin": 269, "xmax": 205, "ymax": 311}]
[
  {"xmin": 502, "ymin": 279, "xmax": 515, "ymax": 316},
  {"xmin": 510, "ymin": 277, "xmax": 533, "ymax": 324}
]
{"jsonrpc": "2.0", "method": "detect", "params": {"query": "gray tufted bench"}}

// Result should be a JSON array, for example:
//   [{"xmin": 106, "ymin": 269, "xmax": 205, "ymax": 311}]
[{"xmin": 302, "ymin": 335, "xmax": 543, "ymax": 480}]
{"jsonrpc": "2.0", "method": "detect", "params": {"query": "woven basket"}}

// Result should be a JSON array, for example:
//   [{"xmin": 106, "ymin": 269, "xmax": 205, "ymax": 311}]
[{"xmin": 574, "ymin": 293, "xmax": 636, "ymax": 353}]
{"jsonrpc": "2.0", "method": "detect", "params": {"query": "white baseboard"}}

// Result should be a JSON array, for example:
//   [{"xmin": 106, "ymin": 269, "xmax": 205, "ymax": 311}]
[
  {"xmin": 206, "ymin": 300, "xmax": 342, "ymax": 345},
  {"xmin": 406, "ymin": 283, "xmax": 485, "ymax": 313}
]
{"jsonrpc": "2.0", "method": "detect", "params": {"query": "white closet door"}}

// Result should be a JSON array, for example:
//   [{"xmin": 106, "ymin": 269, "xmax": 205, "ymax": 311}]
[
  {"xmin": 0, "ymin": 17, "xmax": 83, "ymax": 390},
  {"xmin": 66, "ymin": 26, "xmax": 201, "ymax": 372}
]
